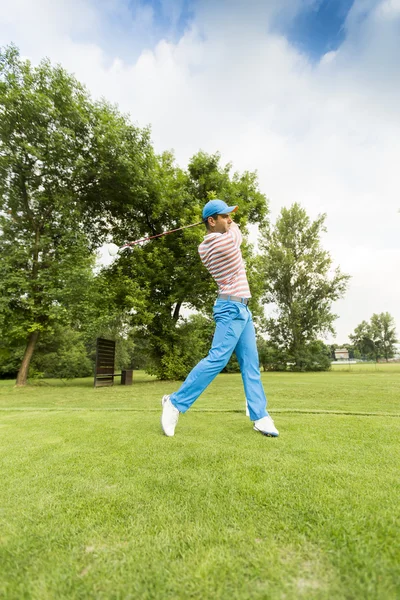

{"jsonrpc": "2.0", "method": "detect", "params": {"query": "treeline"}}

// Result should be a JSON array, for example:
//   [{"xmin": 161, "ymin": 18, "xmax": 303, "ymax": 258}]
[
  {"xmin": 330, "ymin": 313, "xmax": 398, "ymax": 363},
  {"xmin": 0, "ymin": 45, "xmax": 396, "ymax": 383},
  {"xmin": 257, "ymin": 311, "xmax": 398, "ymax": 373}
]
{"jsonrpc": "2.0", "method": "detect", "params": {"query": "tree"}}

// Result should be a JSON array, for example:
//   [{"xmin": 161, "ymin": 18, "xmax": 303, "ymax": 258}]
[
  {"xmin": 0, "ymin": 45, "xmax": 153, "ymax": 384},
  {"xmin": 370, "ymin": 313, "xmax": 398, "ymax": 361},
  {"xmin": 349, "ymin": 320, "xmax": 375, "ymax": 360},
  {"xmin": 102, "ymin": 150, "xmax": 269, "ymax": 380},
  {"xmin": 0, "ymin": 218, "xmax": 96, "ymax": 383},
  {"xmin": 341, "ymin": 343, "xmax": 357, "ymax": 360},
  {"xmin": 258, "ymin": 203, "xmax": 350, "ymax": 371},
  {"xmin": 350, "ymin": 313, "xmax": 398, "ymax": 361}
]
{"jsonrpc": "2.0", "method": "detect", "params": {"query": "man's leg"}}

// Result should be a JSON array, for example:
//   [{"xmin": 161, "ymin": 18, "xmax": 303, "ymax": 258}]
[
  {"xmin": 234, "ymin": 308, "xmax": 269, "ymax": 422},
  {"xmin": 170, "ymin": 301, "xmax": 249, "ymax": 413}
]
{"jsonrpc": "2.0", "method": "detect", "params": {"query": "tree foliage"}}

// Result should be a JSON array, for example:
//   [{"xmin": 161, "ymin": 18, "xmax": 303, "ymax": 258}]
[
  {"xmin": 258, "ymin": 203, "xmax": 350, "ymax": 370},
  {"xmin": 31, "ymin": 326, "xmax": 93, "ymax": 379},
  {"xmin": 350, "ymin": 313, "xmax": 398, "ymax": 361},
  {"xmin": 257, "ymin": 337, "xmax": 287, "ymax": 371}
]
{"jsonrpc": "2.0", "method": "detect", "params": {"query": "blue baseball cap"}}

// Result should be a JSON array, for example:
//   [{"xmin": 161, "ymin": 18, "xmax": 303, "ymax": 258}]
[{"xmin": 202, "ymin": 199, "xmax": 238, "ymax": 221}]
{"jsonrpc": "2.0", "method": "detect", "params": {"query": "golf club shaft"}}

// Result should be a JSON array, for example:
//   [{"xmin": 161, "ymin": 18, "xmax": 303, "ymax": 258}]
[{"xmin": 121, "ymin": 220, "xmax": 203, "ymax": 249}]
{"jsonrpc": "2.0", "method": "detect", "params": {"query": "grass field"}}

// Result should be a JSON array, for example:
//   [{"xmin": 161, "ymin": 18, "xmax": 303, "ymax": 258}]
[{"xmin": 1, "ymin": 365, "xmax": 399, "ymax": 599}]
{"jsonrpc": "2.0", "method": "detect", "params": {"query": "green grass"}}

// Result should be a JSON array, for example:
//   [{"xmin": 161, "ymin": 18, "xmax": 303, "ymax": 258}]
[{"xmin": 1, "ymin": 368, "xmax": 399, "ymax": 599}]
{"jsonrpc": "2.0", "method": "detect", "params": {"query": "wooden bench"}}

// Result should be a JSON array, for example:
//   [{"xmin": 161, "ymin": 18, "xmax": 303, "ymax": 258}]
[{"xmin": 94, "ymin": 338, "xmax": 133, "ymax": 387}]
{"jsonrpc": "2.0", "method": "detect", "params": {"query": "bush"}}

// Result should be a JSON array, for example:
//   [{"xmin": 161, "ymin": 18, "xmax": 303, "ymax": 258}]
[
  {"xmin": 148, "ymin": 314, "xmax": 215, "ymax": 380},
  {"xmin": 257, "ymin": 338, "xmax": 287, "ymax": 371},
  {"xmin": 0, "ymin": 344, "xmax": 24, "ymax": 379},
  {"xmin": 290, "ymin": 341, "xmax": 332, "ymax": 372},
  {"xmin": 257, "ymin": 338, "xmax": 331, "ymax": 372},
  {"xmin": 32, "ymin": 328, "xmax": 93, "ymax": 379}
]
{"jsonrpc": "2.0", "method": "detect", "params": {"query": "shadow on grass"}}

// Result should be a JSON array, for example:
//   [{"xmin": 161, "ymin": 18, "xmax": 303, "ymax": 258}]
[
  {"xmin": 0, "ymin": 372, "xmax": 161, "ymax": 389},
  {"xmin": 28, "ymin": 377, "xmax": 160, "ymax": 388}
]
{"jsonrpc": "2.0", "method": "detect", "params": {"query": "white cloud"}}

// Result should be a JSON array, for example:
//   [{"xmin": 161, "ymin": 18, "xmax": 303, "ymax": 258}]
[
  {"xmin": 377, "ymin": 0, "xmax": 400, "ymax": 18},
  {"xmin": 1, "ymin": 0, "xmax": 399, "ymax": 342}
]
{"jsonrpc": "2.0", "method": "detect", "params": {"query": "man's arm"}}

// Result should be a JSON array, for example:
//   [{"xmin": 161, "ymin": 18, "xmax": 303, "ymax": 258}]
[{"xmin": 227, "ymin": 221, "xmax": 242, "ymax": 248}]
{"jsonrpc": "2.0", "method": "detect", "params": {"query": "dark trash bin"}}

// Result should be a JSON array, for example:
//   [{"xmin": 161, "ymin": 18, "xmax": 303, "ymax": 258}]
[{"xmin": 121, "ymin": 370, "xmax": 133, "ymax": 385}]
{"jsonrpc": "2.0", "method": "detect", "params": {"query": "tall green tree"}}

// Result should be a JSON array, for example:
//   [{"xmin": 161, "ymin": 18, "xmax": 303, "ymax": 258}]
[
  {"xmin": 370, "ymin": 313, "xmax": 398, "ymax": 361},
  {"xmin": 349, "ymin": 320, "xmax": 375, "ymax": 360},
  {"xmin": 350, "ymin": 313, "xmax": 398, "ymax": 361},
  {"xmin": 0, "ymin": 224, "xmax": 95, "ymax": 382},
  {"xmin": 258, "ymin": 203, "xmax": 350, "ymax": 370},
  {"xmin": 0, "ymin": 45, "xmax": 153, "ymax": 384},
  {"xmin": 104, "ymin": 151, "xmax": 269, "ymax": 380}
]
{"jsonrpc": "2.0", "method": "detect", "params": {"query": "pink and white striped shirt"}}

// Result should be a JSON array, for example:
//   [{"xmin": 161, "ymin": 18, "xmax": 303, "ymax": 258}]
[{"xmin": 198, "ymin": 221, "xmax": 251, "ymax": 298}]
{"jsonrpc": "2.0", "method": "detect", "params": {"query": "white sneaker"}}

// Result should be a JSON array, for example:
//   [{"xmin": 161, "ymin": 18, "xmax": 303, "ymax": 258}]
[
  {"xmin": 253, "ymin": 415, "xmax": 279, "ymax": 437},
  {"xmin": 161, "ymin": 395, "xmax": 179, "ymax": 437}
]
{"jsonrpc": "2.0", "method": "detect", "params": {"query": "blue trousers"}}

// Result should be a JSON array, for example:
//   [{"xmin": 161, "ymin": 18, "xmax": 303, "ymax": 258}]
[{"xmin": 170, "ymin": 300, "xmax": 269, "ymax": 421}]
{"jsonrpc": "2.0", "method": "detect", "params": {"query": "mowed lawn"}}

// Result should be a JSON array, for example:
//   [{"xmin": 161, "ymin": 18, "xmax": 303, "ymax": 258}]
[{"xmin": 0, "ymin": 366, "xmax": 399, "ymax": 599}]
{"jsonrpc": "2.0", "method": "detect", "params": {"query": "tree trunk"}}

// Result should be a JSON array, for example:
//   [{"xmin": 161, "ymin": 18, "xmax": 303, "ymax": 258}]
[
  {"xmin": 15, "ymin": 219, "xmax": 42, "ymax": 386},
  {"xmin": 173, "ymin": 301, "xmax": 182, "ymax": 323},
  {"xmin": 16, "ymin": 330, "xmax": 40, "ymax": 386}
]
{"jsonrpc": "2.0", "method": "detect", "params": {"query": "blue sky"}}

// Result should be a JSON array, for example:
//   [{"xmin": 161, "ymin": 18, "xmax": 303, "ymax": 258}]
[
  {"xmin": 144, "ymin": 0, "xmax": 194, "ymax": 35},
  {"xmin": 285, "ymin": 0, "xmax": 355, "ymax": 59}
]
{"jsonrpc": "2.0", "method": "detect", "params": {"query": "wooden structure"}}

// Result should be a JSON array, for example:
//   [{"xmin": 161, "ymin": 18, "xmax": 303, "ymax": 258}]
[{"xmin": 94, "ymin": 338, "xmax": 133, "ymax": 387}]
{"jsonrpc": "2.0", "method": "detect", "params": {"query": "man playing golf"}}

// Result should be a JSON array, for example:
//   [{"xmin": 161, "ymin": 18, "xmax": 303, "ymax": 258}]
[{"xmin": 161, "ymin": 199, "xmax": 279, "ymax": 438}]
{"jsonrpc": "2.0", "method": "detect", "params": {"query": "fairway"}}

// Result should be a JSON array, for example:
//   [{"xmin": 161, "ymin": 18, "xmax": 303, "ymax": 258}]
[{"xmin": 1, "ymin": 367, "xmax": 399, "ymax": 599}]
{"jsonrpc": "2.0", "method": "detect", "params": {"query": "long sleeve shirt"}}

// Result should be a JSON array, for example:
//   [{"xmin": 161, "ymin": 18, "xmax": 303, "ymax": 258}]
[{"xmin": 198, "ymin": 221, "xmax": 251, "ymax": 298}]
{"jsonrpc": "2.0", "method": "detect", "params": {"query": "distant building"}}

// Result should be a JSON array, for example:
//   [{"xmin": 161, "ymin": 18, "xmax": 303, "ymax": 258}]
[{"xmin": 335, "ymin": 348, "xmax": 349, "ymax": 360}]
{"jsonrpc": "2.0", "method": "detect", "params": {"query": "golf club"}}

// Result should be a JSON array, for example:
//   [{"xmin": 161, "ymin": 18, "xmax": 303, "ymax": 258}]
[{"xmin": 106, "ymin": 220, "xmax": 204, "ymax": 256}]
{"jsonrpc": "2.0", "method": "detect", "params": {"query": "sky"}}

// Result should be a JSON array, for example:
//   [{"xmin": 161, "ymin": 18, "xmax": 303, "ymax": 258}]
[{"xmin": 1, "ymin": 0, "xmax": 399, "ymax": 344}]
